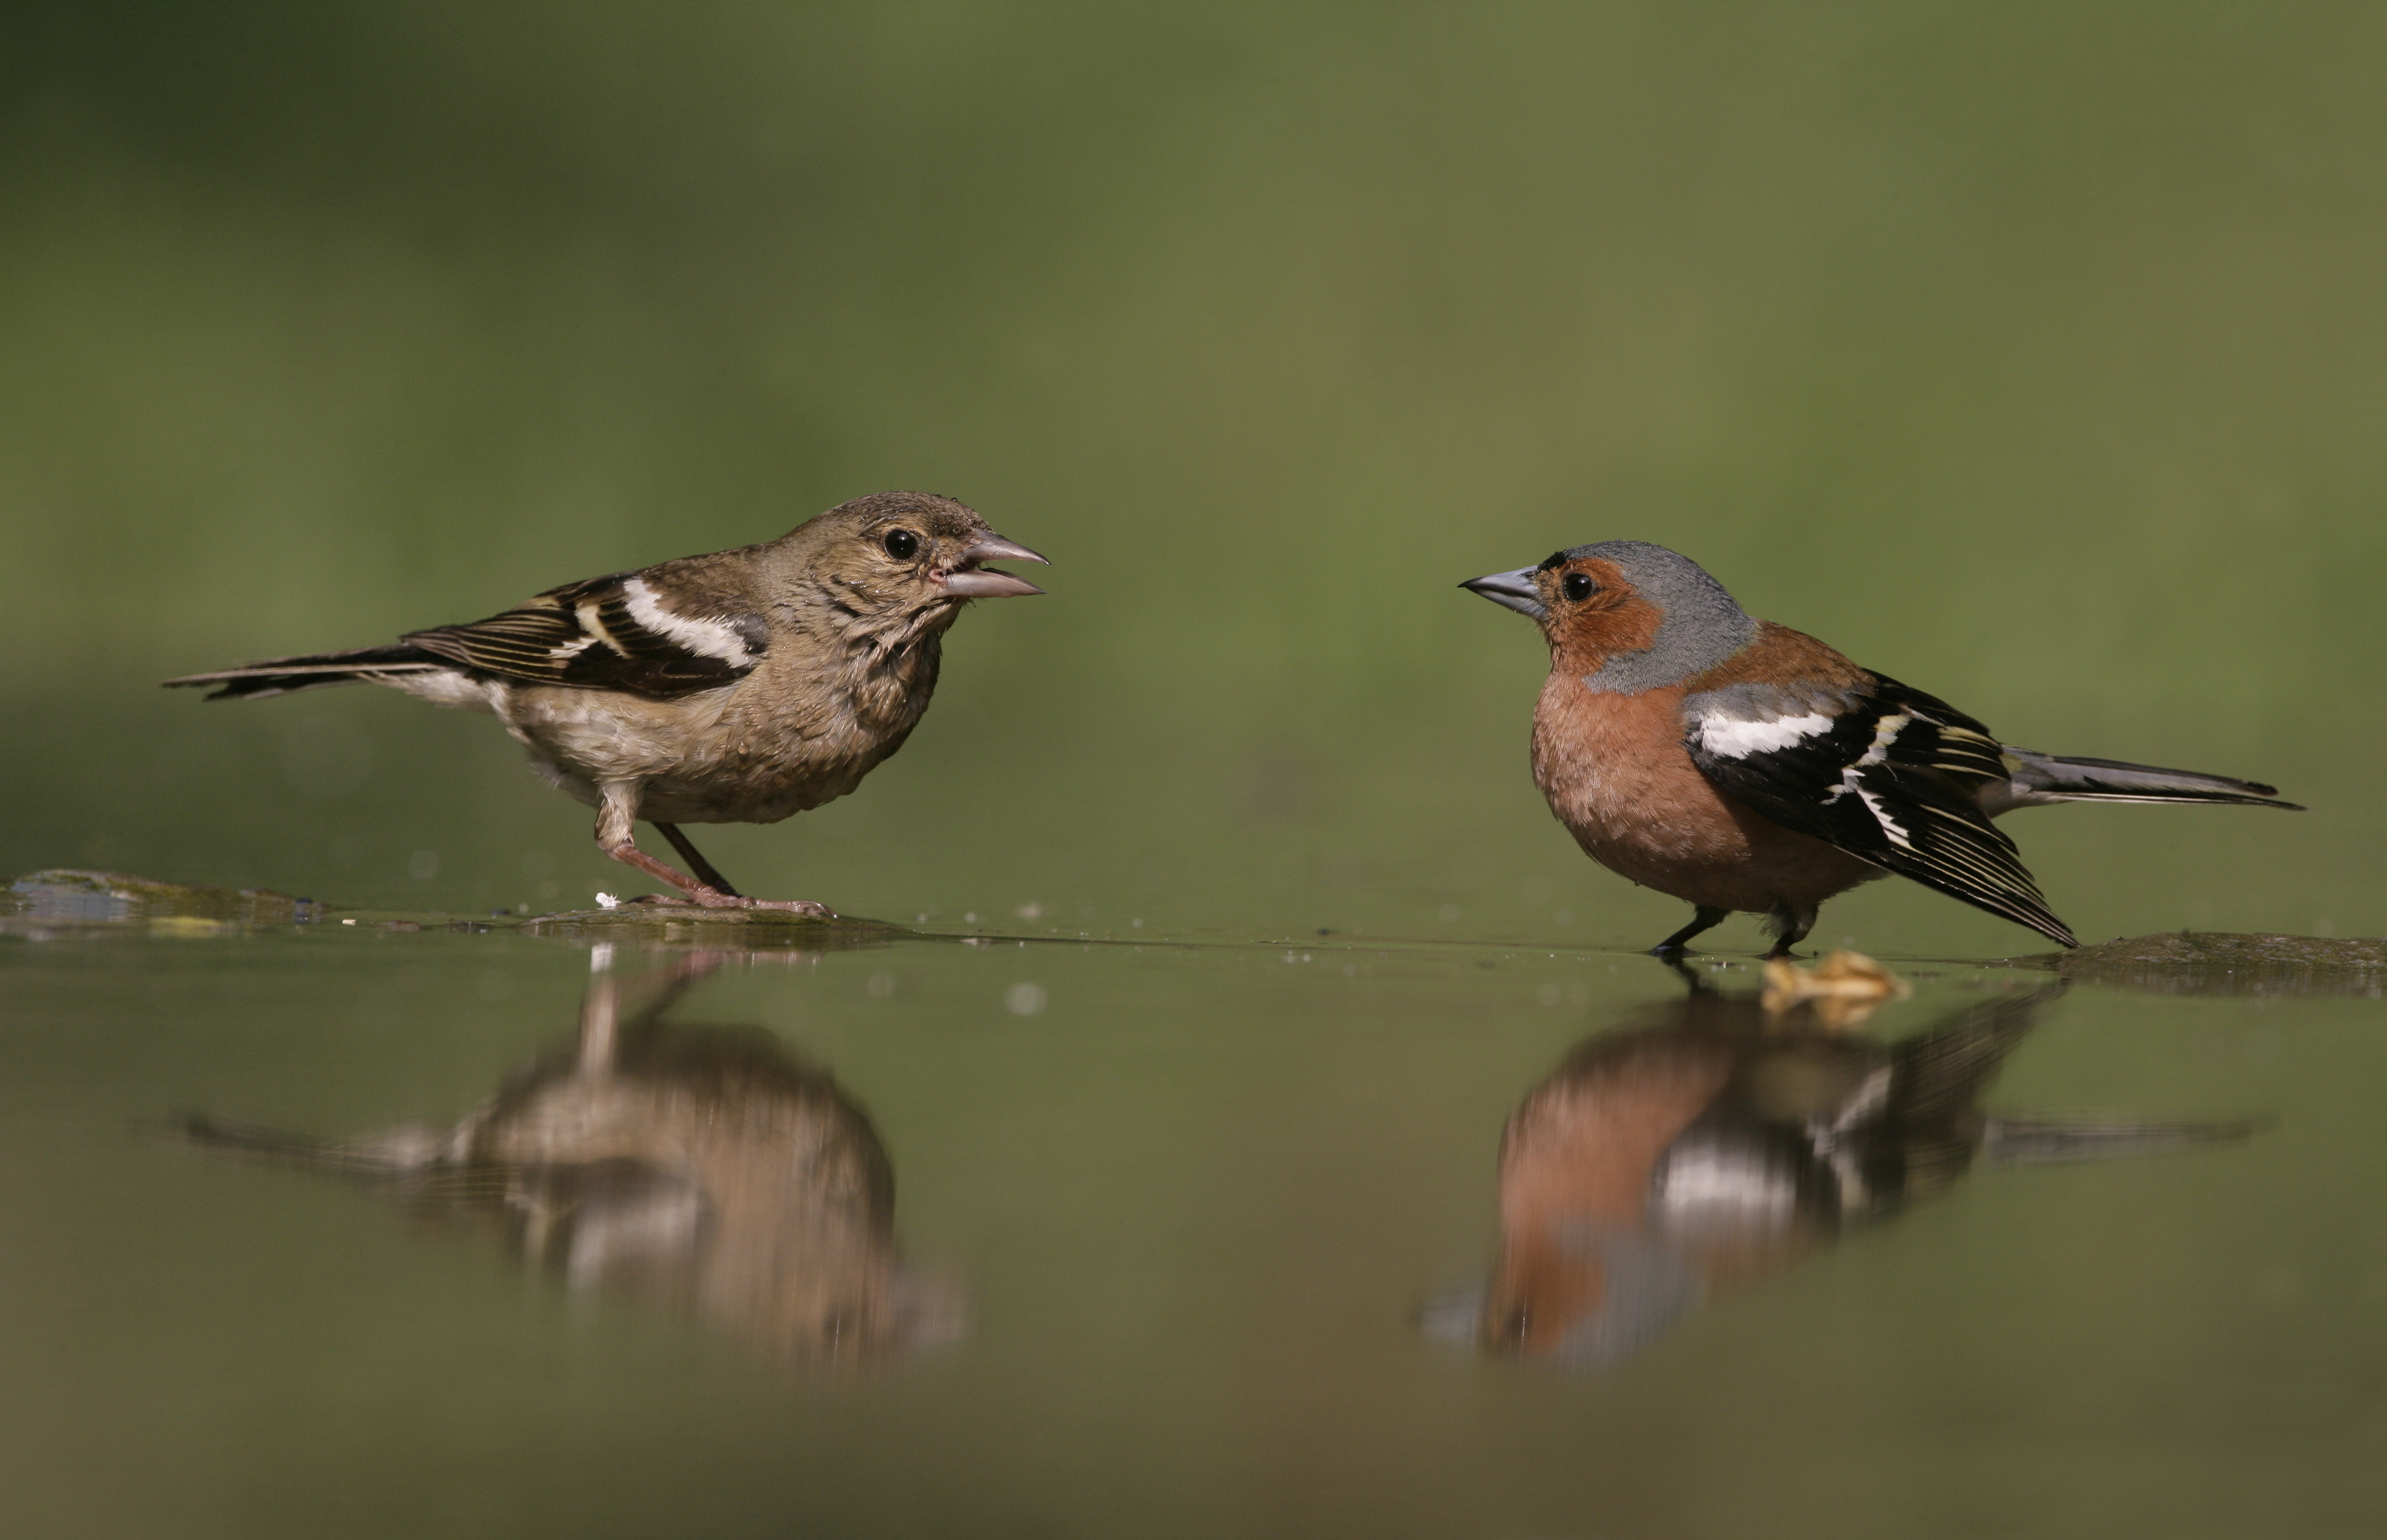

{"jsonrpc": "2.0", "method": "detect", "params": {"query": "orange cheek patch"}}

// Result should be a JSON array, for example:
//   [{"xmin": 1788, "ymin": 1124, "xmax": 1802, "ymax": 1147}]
[{"xmin": 1550, "ymin": 582, "xmax": 1664, "ymax": 673}]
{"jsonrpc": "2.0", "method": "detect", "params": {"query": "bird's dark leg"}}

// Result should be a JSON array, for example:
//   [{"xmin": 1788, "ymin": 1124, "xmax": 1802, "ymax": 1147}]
[
  {"xmin": 653, "ymin": 823, "xmax": 740, "ymax": 898},
  {"xmin": 1655, "ymin": 953, "xmax": 1719, "ymax": 993},
  {"xmin": 1763, "ymin": 901, "xmax": 1819, "ymax": 960},
  {"xmin": 1652, "ymin": 905, "xmax": 1731, "ymax": 957}
]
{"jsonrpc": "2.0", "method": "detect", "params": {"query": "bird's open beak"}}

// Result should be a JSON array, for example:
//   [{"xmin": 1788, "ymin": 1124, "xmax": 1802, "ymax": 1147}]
[
  {"xmin": 1461, "ymin": 567, "xmax": 1547, "ymax": 621},
  {"xmin": 938, "ymin": 533, "xmax": 1049, "ymax": 598}
]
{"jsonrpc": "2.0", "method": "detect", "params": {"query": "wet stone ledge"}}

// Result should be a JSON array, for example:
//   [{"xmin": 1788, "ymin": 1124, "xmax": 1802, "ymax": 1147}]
[
  {"xmin": 5, "ymin": 869, "xmax": 904, "ymax": 951},
  {"xmin": 4, "ymin": 869, "xmax": 323, "ymax": 935},
  {"xmin": 2003, "ymin": 931, "xmax": 2387, "ymax": 998},
  {"xmin": 520, "ymin": 903, "xmax": 902, "ymax": 950}
]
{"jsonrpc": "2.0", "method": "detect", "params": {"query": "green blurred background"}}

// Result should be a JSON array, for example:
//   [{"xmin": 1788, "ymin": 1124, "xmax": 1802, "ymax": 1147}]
[{"xmin": 6, "ymin": 1, "xmax": 2383, "ymax": 954}]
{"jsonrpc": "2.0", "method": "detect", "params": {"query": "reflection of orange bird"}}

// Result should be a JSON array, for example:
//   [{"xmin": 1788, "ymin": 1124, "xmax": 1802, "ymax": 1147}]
[{"xmin": 1472, "ymin": 976, "xmax": 2247, "ymax": 1366}]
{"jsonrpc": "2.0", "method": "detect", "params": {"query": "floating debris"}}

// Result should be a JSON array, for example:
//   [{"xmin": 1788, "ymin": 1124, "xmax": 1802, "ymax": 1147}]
[{"xmin": 1759, "ymin": 949, "xmax": 1911, "ymax": 1030}]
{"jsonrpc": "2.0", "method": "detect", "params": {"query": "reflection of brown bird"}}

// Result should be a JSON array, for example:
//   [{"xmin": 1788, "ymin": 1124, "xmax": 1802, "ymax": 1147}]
[
  {"xmin": 1469, "ymin": 975, "xmax": 2249, "ymax": 1366},
  {"xmin": 1462, "ymin": 542, "xmax": 2298, "ymax": 956},
  {"xmin": 180, "ymin": 956, "xmax": 949, "ymax": 1368},
  {"xmin": 167, "ymin": 492, "xmax": 1046, "ymax": 912}
]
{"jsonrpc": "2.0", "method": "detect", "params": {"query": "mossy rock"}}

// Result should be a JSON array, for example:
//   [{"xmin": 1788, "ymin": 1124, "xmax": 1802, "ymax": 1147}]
[
  {"xmin": 523, "ymin": 903, "xmax": 902, "ymax": 951},
  {"xmin": 2002, "ymin": 931, "xmax": 2387, "ymax": 998},
  {"xmin": 6, "ymin": 869, "xmax": 317, "ymax": 927}
]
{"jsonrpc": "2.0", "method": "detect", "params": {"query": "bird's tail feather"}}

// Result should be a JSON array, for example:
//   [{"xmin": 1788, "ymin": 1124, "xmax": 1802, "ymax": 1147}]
[
  {"xmin": 161, "ymin": 644, "xmax": 446, "ymax": 701},
  {"xmin": 2005, "ymin": 750, "xmax": 2303, "ymax": 810},
  {"xmin": 171, "ymin": 1112, "xmax": 446, "ymax": 1177},
  {"xmin": 1980, "ymin": 1114, "xmax": 2261, "ymax": 1167}
]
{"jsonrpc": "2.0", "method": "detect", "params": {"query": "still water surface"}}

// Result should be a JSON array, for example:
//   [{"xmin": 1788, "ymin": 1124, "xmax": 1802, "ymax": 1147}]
[{"xmin": 5, "ymin": 887, "xmax": 2380, "ymax": 1539}]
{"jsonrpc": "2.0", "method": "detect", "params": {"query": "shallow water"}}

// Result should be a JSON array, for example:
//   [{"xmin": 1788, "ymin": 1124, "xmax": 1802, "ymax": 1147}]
[{"xmin": 6, "ymin": 886, "xmax": 2383, "ymax": 1540}]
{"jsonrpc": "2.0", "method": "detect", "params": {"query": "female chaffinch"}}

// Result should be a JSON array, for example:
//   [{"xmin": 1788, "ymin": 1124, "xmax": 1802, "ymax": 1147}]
[
  {"xmin": 180, "ymin": 954, "xmax": 935, "ymax": 1367},
  {"xmin": 169, "ymin": 491, "xmax": 1047, "ymax": 913},
  {"xmin": 1463, "ymin": 541, "xmax": 2298, "ymax": 956}
]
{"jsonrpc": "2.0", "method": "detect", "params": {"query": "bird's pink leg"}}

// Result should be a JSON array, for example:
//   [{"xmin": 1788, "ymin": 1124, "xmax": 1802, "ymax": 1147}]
[{"xmin": 593, "ymin": 786, "xmax": 833, "ymax": 917}]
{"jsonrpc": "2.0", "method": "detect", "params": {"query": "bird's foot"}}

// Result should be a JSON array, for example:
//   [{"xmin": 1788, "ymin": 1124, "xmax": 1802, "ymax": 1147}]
[
  {"xmin": 634, "ymin": 886, "xmax": 835, "ymax": 918},
  {"xmin": 693, "ymin": 887, "xmax": 835, "ymax": 918},
  {"xmin": 737, "ymin": 896, "xmax": 837, "ymax": 919}
]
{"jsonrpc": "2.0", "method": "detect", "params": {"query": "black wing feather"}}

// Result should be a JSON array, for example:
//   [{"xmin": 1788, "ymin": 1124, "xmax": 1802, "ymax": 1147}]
[
  {"xmin": 1685, "ymin": 674, "xmax": 2078, "ymax": 947},
  {"xmin": 402, "ymin": 574, "xmax": 762, "ymax": 700}
]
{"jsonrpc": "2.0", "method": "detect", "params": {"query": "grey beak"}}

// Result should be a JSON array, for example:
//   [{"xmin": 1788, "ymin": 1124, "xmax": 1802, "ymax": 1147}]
[
  {"xmin": 962, "ymin": 533, "xmax": 1048, "ymax": 567},
  {"xmin": 1461, "ymin": 566, "xmax": 1547, "ymax": 621},
  {"xmin": 939, "ymin": 531, "xmax": 1049, "ymax": 597}
]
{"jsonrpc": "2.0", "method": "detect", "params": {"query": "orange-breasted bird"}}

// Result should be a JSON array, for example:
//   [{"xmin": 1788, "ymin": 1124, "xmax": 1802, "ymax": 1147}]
[
  {"xmin": 1462, "ymin": 541, "xmax": 2298, "ymax": 956},
  {"xmin": 1468, "ymin": 973, "xmax": 2248, "ymax": 1366},
  {"xmin": 168, "ymin": 492, "xmax": 1046, "ymax": 913}
]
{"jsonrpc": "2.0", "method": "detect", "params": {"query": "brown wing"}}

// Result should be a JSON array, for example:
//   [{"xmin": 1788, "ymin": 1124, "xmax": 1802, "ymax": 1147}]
[{"xmin": 403, "ymin": 573, "xmax": 766, "ymax": 700}]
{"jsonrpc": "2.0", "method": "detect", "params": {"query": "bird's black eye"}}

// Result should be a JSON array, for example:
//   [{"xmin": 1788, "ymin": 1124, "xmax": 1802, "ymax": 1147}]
[
  {"xmin": 882, "ymin": 529, "xmax": 920, "ymax": 560},
  {"xmin": 1562, "ymin": 572, "xmax": 1597, "ymax": 603}
]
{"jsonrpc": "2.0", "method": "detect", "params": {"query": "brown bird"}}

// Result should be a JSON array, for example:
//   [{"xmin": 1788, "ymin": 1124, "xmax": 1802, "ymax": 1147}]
[
  {"xmin": 167, "ymin": 492, "xmax": 1046, "ymax": 912},
  {"xmin": 1461, "ymin": 542, "xmax": 2299, "ymax": 956},
  {"xmin": 181, "ymin": 952, "xmax": 953, "ymax": 1368}
]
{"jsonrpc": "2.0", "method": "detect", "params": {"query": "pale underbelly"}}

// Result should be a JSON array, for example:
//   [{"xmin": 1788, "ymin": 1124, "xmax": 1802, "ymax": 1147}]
[{"xmin": 425, "ymin": 676, "xmax": 915, "ymax": 827}]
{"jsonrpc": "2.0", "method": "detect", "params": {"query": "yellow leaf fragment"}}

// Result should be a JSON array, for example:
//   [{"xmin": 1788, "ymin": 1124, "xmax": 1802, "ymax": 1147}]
[{"xmin": 1760, "ymin": 949, "xmax": 1911, "ymax": 1031}]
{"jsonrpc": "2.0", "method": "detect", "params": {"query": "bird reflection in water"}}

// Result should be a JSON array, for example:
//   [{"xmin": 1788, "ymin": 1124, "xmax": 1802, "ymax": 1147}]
[
  {"xmin": 182, "ymin": 948, "xmax": 953, "ymax": 1369},
  {"xmin": 1458, "ymin": 957, "xmax": 2253, "ymax": 1366}
]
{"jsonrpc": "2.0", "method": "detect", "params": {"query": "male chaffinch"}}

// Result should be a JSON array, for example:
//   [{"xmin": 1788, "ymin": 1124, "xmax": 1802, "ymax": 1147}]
[
  {"xmin": 1472, "ymin": 974, "xmax": 2248, "ymax": 1365},
  {"xmin": 1463, "ymin": 541, "xmax": 2299, "ymax": 956},
  {"xmin": 168, "ymin": 491, "xmax": 1046, "ymax": 913}
]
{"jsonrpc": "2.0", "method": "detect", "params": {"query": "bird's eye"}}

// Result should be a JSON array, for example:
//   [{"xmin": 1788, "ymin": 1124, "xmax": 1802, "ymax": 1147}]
[
  {"xmin": 1562, "ymin": 572, "xmax": 1598, "ymax": 603},
  {"xmin": 882, "ymin": 529, "xmax": 920, "ymax": 560}
]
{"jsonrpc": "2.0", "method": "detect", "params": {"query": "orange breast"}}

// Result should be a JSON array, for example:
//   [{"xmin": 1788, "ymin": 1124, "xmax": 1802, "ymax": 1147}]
[
  {"xmin": 1529, "ymin": 674, "xmax": 1875, "ymax": 913},
  {"xmin": 1484, "ymin": 1031, "xmax": 1733, "ymax": 1356}
]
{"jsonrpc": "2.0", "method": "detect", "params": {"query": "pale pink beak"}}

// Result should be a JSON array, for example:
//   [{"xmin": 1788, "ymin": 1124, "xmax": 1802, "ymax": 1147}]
[{"xmin": 936, "ymin": 532, "xmax": 1049, "ymax": 598}]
